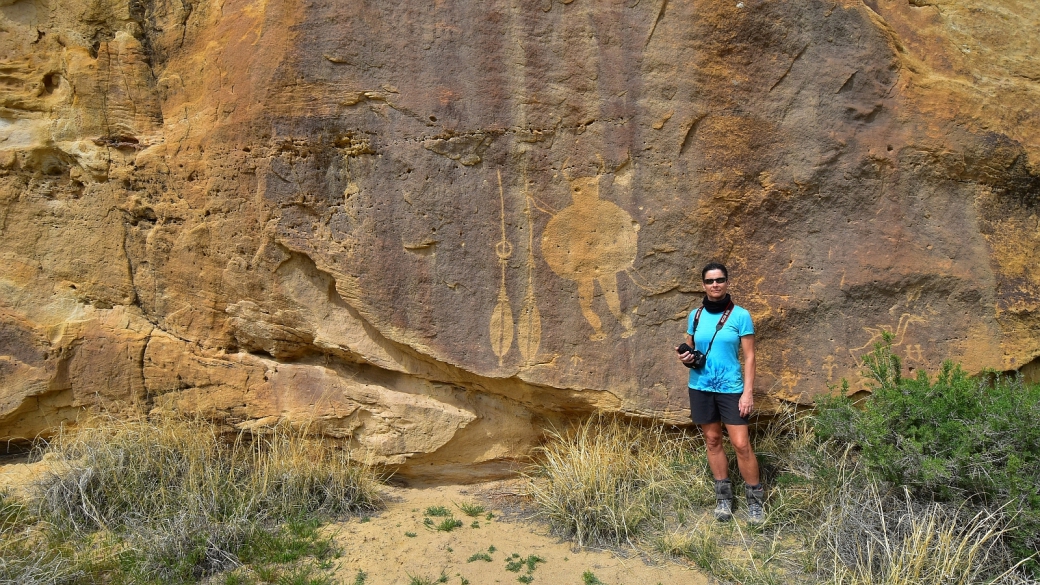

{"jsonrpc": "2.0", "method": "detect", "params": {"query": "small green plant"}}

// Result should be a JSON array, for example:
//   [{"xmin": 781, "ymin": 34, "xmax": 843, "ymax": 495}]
[
  {"xmin": 525, "ymin": 555, "xmax": 544, "ymax": 572},
  {"xmin": 405, "ymin": 531, "xmax": 417, "ymax": 538},
  {"xmin": 223, "ymin": 574, "xmax": 251, "ymax": 585},
  {"xmin": 488, "ymin": 545, "xmax": 496, "ymax": 553},
  {"xmin": 467, "ymin": 552, "xmax": 493, "ymax": 563},
  {"xmin": 470, "ymin": 520, "xmax": 480, "ymax": 528},
  {"xmin": 425, "ymin": 506, "xmax": 452, "ymax": 517},
  {"xmin": 360, "ymin": 516, "xmax": 371, "ymax": 523},
  {"xmin": 485, "ymin": 512, "xmax": 494, "ymax": 520},
  {"xmin": 353, "ymin": 570, "xmax": 368, "ymax": 585},
  {"xmin": 456, "ymin": 502, "xmax": 486, "ymax": 517},
  {"xmin": 276, "ymin": 563, "xmax": 337, "ymax": 585},
  {"xmin": 518, "ymin": 576, "xmax": 533, "ymax": 584},
  {"xmin": 435, "ymin": 518, "xmax": 463, "ymax": 532},
  {"xmin": 582, "ymin": 570, "xmax": 606, "ymax": 585},
  {"xmin": 505, "ymin": 554, "xmax": 544, "ymax": 576},
  {"xmin": 424, "ymin": 518, "xmax": 435, "ymax": 527},
  {"xmin": 255, "ymin": 565, "xmax": 279, "ymax": 581},
  {"xmin": 460, "ymin": 578, "xmax": 469, "ymax": 585}
]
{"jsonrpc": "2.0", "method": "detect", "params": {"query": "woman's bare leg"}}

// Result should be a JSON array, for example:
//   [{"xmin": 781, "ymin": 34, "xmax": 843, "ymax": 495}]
[
  {"xmin": 700, "ymin": 422, "xmax": 730, "ymax": 481},
  {"xmin": 724, "ymin": 423, "xmax": 760, "ymax": 485}
]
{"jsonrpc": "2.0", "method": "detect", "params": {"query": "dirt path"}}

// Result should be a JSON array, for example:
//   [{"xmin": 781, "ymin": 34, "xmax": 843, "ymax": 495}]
[{"xmin": 329, "ymin": 481, "xmax": 709, "ymax": 585}]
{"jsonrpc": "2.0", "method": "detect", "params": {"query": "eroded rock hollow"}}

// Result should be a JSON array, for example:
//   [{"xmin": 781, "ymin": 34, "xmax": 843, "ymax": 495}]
[{"xmin": 2, "ymin": 0, "xmax": 1038, "ymax": 479}]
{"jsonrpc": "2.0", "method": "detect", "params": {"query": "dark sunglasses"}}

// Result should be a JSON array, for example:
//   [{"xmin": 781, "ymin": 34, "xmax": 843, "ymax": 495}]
[{"xmin": 703, "ymin": 277, "xmax": 728, "ymax": 284}]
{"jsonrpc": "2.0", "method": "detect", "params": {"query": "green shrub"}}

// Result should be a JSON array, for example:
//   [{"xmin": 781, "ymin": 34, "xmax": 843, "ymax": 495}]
[{"xmin": 816, "ymin": 333, "xmax": 1040, "ymax": 574}]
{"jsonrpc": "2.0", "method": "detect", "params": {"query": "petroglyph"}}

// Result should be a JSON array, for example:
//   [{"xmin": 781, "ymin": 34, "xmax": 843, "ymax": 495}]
[
  {"xmin": 487, "ymin": 166, "xmax": 544, "ymax": 367},
  {"xmin": 904, "ymin": 344, "xmax": 925, "ymax": 364},
  {"xmin": 489, "ymin": 171, "xmax": 515, "ymax": 366},
  {"xmin": 848, "ymin": 312, "xmax": 926, "ymax": 362},
  {"xmin": 845, "ymin": 312, "xmax": 928, "ymax": 388},
  {"xmin": 822, "ymin": 354, "xmax": 837, "ymax": 382},
  {"xmin": 517, "ymin": 170, "xmax": 543, "ymax": 365},
  {"xmin": 541, "ymin": 167, "xmax": 639, "ymax": 341}
]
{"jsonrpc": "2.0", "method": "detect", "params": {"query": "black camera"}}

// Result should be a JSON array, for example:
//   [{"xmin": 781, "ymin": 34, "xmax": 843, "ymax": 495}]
[{"xmin": 677, "ymin": 343, "xmax": 706, "ymax": 369}]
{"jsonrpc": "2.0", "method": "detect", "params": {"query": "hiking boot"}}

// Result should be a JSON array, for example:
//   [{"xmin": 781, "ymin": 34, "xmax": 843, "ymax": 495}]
[
  {"xmin": 713, "ymin": 479, "xmax": 733, "ymax": 522},
  {"xmin": 745, "ymin": 483, "xmax": 765, "ymax": 525}
]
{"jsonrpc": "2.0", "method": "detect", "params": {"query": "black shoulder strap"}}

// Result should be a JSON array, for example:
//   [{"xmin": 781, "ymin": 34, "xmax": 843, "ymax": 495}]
[
  {"xmin": 714, "ymin": 302, "xmax": 734, "ymax": 331},
  {"xmin": 693, "ymin": 302, "xmax": 734, "ymax": 360}
]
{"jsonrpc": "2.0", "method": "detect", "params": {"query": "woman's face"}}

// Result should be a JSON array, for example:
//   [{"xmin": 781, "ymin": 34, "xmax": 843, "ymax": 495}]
[{"xmin": 702, "ymin": 269, "xmax": 729, "ymax": 302}]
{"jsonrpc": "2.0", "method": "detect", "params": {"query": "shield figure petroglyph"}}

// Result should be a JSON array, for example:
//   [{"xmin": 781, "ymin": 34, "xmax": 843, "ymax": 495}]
[{"xmin": 541, "ymin": 173, "xmax": 638, "ymax": 341}]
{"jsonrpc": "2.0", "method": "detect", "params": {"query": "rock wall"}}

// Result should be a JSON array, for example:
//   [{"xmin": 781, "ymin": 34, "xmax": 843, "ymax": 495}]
[{"xmin": 2, "ymin": 0, "xmax": 1038, "ymax": 479}]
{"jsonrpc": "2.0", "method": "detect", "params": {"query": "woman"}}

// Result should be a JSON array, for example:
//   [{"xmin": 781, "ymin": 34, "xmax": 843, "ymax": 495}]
[{"xmin": 677, "ymin": 262, "xmax": 764, "ymax": 523}]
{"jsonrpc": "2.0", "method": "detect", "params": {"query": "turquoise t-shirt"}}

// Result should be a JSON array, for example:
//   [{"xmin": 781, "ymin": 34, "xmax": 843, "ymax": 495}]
[{"xmin": 686, "ymin": 305, "xmax": 754, "ymax": 393}]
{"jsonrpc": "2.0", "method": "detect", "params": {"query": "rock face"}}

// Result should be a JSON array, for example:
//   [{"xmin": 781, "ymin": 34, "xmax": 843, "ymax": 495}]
[{"xmin": 1, "ymin": 0, "xmax": 1038, "ymax": 478}]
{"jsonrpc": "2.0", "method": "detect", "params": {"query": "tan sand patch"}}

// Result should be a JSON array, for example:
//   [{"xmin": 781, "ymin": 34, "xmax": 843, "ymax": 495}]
[{"xmin": 329, "ymin": 481, "xmax": 708, "ymax": 585}]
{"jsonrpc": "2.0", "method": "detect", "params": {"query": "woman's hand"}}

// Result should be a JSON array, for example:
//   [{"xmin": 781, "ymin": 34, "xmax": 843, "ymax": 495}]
[
  {"xmin": 738, "ymin": 392, "xmax": 754, "ymax": 418},
  {"xmin": 676, "ymin": 346, "xmax": 697, "ymax": 365}
]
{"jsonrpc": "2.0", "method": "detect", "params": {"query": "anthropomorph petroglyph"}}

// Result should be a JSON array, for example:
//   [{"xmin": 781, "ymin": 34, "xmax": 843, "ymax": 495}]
[{"xmin": 541, "ymin": 168, "xmax": 638, "ymax": 341}]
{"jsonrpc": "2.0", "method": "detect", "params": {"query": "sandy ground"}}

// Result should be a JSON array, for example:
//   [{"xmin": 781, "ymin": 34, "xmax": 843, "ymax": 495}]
[
  {"xmin": 329, "ymin": 481, "xmax": 709, "ymax": 585},
  {"xmin": 0, "ymin": 455, "xmax": 47, "ymax": 499}
]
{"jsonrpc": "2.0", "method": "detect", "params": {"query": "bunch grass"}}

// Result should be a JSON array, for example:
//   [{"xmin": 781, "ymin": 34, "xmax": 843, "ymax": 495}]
[
  {"xmin": 817, "ymin": 482, "xmax": 1017, "ymax": 585},
  {"xmin": 524, "ymin": 415, "xmax": 706, "ymax": 546},
  {"xmin": 0, "ymin": 413, "xmax": 381, "ymax": 584}
]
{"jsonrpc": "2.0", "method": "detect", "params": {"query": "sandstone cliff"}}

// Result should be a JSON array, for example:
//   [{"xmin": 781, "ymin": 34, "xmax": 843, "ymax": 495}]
[{"xmin": 1, "ymin": 0, "xmax": 1038, "ymax": 479}]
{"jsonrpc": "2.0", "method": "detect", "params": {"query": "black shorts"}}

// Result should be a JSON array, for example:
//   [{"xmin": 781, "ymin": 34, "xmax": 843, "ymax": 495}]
[{"xmin": 688, "ymin": 387, "xmax": 749, "ymax": 426}]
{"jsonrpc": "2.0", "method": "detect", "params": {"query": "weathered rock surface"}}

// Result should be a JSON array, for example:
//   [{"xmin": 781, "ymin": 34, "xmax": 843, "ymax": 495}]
[{"xmin": 1, "ymin": 0, "xmax": 1038, "ymax": 478}]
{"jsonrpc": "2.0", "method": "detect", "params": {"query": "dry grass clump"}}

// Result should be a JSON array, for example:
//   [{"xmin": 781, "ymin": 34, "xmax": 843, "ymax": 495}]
[
  {"xmin": 246, "ymin": 421, "xmax": 383, "ymax": 518},
  {"xmin": 816, "ymin": 482, "xmax": 1021, "ymax": 585},
  {"xmin": 38, "ymin": 414, "xmax": 384, "ymax": 528},
  {"xmin": 525, "ymin": 415, "xmax": 706, "ymax": 547},
  {"xmin": 36, "ymin": 415, "xmax": 381, "ymax": 529},
  {"xmin": 3, "ymin": 414, "xmax": 382, "ymax": 583}
]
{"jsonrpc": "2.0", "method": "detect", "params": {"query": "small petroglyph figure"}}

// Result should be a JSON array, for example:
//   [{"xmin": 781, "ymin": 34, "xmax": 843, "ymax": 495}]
[{"xmin": 541, "ymin": 172, "xmax": 638, "ymax": 341}]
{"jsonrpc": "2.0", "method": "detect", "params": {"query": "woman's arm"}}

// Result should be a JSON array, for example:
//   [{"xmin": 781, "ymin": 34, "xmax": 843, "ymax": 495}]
[{"xmin": 739, "ymin": 334, "xmax": 755, "ymax": 417}]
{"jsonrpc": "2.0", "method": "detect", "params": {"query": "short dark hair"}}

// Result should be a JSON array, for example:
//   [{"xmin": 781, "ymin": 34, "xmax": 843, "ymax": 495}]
[{"xmin": 701, "ymin": 262, "xmax": 728, "ymax": 279}]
